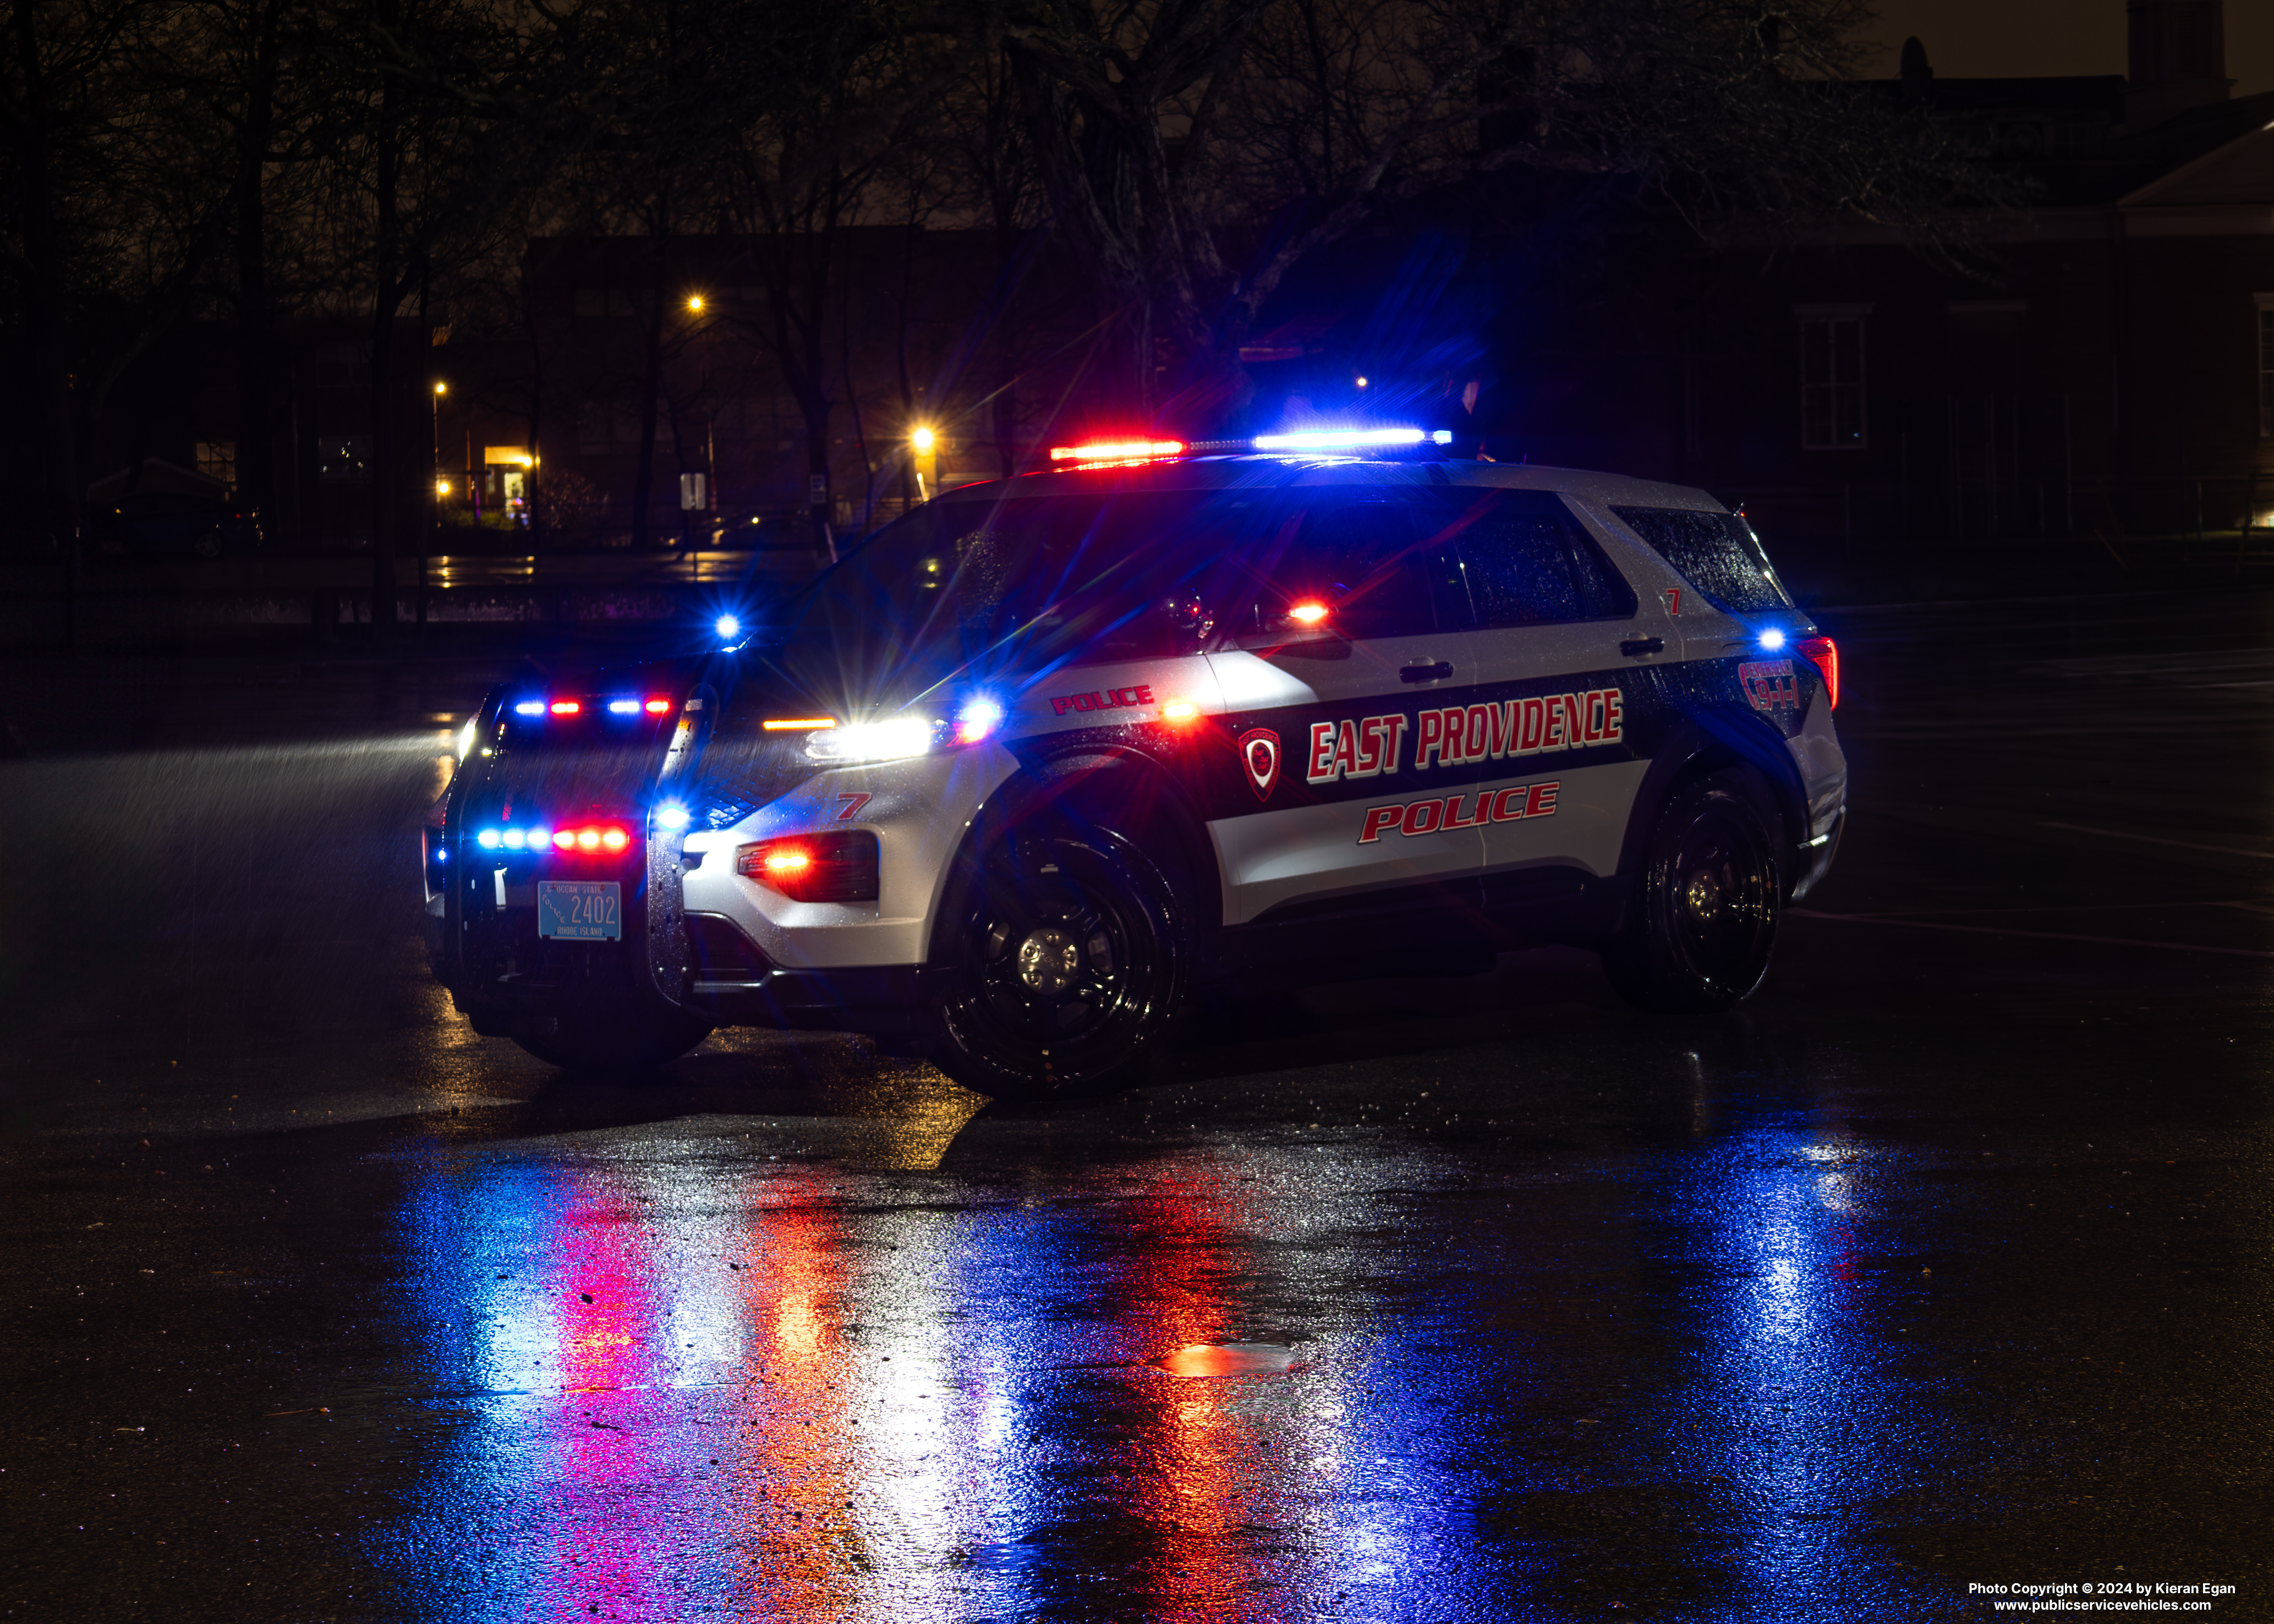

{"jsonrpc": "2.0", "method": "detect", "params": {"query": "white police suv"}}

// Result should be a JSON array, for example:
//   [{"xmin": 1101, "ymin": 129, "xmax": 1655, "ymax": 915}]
[{"xmin": 422, "ymin": 434, "xmax": 1846, "ymax": 1096}]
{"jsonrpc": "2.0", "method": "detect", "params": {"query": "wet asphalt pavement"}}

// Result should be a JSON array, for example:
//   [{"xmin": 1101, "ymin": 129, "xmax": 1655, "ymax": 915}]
[{"xmin": 2, "ymin": 589, "xmax": 2270, "ymax": 1623}]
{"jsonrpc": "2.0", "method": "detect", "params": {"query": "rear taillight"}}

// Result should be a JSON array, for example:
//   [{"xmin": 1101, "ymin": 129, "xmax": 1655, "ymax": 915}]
[
  {"xmin": 737, "ymin": 830, "xmax": 879, "ymax": 903},
  {"xmin": 1797, "ymin": 636, "xmax": 1839, "ymax": 709}
]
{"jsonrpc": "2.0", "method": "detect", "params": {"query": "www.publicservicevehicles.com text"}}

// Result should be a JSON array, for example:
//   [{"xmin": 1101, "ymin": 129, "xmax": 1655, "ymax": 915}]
[{"xmin": 1974, "ymin": 1582, "xmax": 2237, "ymax": 1612}]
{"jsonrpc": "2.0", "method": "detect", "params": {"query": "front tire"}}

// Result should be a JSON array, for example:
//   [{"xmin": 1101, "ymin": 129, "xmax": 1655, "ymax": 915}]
[
  {"xmin": 930, "ymin": 821, "xmax": 1187, "ymax": 1100},
  {"xmin": 1602, "ymin": 771, "xmax": 1780, "ymax": 1013},
  {"xmin": 190, "ymin": 528, "xmax": 226, "ymax": 560}
]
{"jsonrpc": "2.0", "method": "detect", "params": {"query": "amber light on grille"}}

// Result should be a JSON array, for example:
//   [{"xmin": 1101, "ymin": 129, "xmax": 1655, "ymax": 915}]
[{"xmin": 736, "ymin": 830, "xmax": 879, "ymax": 903}]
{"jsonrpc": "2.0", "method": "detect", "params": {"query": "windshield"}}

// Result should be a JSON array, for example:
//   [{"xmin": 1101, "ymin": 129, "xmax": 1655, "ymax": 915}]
[{"xmin": 772, "ymin": 488, "xmax": 1235, "ymax": 705}]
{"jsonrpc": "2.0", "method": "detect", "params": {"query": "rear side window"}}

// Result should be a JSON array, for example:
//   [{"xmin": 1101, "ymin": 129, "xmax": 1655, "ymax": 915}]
[
  {"xmin": 1419, "ymin": 490, "xmax": 1638, "ymax": 627},
  {"xmin": 1610, "ymin": 506, "xmax": 1792, "ymax": 614}
]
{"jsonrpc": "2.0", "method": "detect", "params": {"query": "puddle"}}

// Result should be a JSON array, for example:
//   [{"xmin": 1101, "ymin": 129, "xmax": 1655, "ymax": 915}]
[{"xmin": 1155, "ymin": 1342, "xmax": 1302, "ymax": 1379}]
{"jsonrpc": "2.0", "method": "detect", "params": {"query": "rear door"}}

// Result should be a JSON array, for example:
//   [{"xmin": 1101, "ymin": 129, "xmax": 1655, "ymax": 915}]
[
  {"xmin": 1199, "ymin": 490, "xmax": 1482, "ymax": 926},
  {"xmin": 1417, "ymin": 487, "xmax": 1675, "ymax": 895}
]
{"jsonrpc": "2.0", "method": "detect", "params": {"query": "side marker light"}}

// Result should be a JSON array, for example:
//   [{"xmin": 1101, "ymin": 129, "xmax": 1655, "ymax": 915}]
[
  {"xmin": 655, "ymin": 804, "xmax": 691, "ymax": 831},
  {"xmin": 1161, "ymin": 699, "xmax": 1199, "ymax": 721}
]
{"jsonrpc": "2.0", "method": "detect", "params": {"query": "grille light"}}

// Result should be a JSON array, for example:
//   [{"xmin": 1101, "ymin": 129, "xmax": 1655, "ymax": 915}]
[
  {"xmin": 737, "ymin": 830, "xmax": 880, "ymax": 903},
  {"xmin": 469, "ymin": 822, "xmax": 627, "ymax": 854}
]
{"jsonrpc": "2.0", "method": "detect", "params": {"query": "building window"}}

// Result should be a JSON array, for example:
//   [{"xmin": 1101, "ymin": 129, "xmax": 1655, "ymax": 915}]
[
  {"xmin": 194, "ymin": 441, "xmax": 236, "ymax": 484},
  {"xmin": 2259, "ymin": 298, "xmax": 2274, "ymax": 437},
  {"xmin": 1797, "ymin": 307, "xmax": 1868, "ymax": 450}
]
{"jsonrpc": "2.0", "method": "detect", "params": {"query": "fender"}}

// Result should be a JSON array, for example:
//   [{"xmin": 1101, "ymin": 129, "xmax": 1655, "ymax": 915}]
[
  {"xmin": 923, "ymin": 745, "xmax": 1220, "ymax": 969},
  {"xmin": 1614, "ymin": 711, "xmax": 1810, "ymax": 900}
]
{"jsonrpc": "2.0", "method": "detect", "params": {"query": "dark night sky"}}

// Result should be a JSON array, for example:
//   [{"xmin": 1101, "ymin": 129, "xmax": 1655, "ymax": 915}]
[{"xmin": 1857, "ymin": 0, "xmax": 2272, "ymax": 98}]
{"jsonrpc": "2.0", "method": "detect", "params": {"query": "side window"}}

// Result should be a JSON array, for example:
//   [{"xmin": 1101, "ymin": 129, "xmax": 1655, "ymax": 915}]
[
  {"xmin": 1610, "ymin": 506, "xmax": 1793, "ymax": 615},
  {"xmin": 1226, "ymin": 498, "xmax": 1446, "ymax": 644},
  {"xmin": 1423, "ymin": 490, "xmax": 1638, "ymax": 627}
]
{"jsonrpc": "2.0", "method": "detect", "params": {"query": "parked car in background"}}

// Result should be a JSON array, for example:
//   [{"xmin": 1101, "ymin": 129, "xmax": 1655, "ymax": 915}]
[{"xmin": 94, "ymin": 491, "xmax": 263, "ymax": 559}]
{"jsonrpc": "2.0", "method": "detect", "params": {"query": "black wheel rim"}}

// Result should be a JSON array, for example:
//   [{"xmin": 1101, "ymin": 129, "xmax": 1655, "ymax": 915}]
[
  {"xmin": 1659, "ymin": 797, "xmax": 1776, "ymax": 990},
  {"xmin": 949, "ymin": 834, "xmax": 1170, "ymax": 1083}
]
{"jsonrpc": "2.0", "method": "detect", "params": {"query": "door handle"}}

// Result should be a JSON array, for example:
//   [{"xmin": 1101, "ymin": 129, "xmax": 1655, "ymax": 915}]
[
  {"xmin": 1620, "ymin": 637, "xmax": 1665, "ymax": 657},
  {"xmin": 1400, "ymin": 660, "xmax": 1454, "ymax": 683}
]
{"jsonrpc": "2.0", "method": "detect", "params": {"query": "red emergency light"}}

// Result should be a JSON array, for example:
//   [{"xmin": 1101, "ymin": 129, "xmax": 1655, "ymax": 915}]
[{"xmin": 1048, "ymin": 439, "xmax": 1186, "ymax": 465}]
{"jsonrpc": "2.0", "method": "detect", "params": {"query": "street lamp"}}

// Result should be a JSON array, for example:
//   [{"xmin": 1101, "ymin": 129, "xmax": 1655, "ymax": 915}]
[
  {"xmin": 910, "ymin": 425, "xmax": 937, "ymax": 504},
  {"xmin": 686, "ymin": 293, "xmax": 705, "ymax": 314},
  {"xmin": 427, "ymin": 382, "xmax": 447, "ymax": 627}
]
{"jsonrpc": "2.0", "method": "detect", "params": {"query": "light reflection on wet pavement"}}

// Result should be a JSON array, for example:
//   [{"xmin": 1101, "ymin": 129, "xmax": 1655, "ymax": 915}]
[{"xmin": 4, "ymin": 596, "xmax": 2272, "ymax": 1621}]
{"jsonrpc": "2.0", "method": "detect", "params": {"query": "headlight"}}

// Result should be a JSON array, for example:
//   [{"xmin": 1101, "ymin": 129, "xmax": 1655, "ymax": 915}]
[
  {"xmin": 804, "ymin": 716, "xmax": 939, "ymax": 765},
  {"xmin": 803, "ymin": 700, "xmax": 1001, "ymax": 766},
  {"xmin": 456, "ymin": 718, "xmax": 477, "ymax": 761}
]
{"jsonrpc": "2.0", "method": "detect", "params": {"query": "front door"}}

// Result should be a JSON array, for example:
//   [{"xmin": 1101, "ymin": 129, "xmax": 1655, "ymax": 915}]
[{"xmin": 1199, "ymin": 491, "xmax": 1483, "ymax": 928}]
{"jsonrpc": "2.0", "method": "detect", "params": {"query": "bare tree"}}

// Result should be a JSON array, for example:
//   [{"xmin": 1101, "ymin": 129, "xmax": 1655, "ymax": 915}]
[
  {"xmin": 1, "ymin": 0, "xmax": 233, "ymax": 542},
  {"xmin": 998, "ymin": 0, "xmax": 1999, "ymax": 423},
  {"xmin": 714, "ymin": 0, "xmax": 973, "ymax": 552},
  {"xmin": 303, "ymin": 0, "xmax": 565, "ymax": 628}
]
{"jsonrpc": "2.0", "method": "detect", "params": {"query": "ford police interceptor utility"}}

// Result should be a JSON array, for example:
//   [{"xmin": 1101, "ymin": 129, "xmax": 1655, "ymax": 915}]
[{"xmin": 421, "ymin": 432, "xmax": 1846, "ymax": 1098}]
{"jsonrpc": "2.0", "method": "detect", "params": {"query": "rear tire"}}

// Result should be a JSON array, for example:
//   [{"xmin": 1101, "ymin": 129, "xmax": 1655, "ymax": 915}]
[
  {"xmin": 929, "ymin": 820, "xmax": 1187, "ymax": 1101},
  {"xmin": 512, "ymin": 1002, "xmax": 714, "ymax": 1073},
  {"xmin": 1602, "ymin": 770, "xmax": 1780, "ymax": 1013}
]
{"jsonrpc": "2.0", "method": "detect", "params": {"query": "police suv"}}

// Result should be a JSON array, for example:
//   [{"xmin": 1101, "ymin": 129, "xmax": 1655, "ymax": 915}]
[{"xmin": 422, "ymin": 434, "xmax": 1846, "ymax": 1098}]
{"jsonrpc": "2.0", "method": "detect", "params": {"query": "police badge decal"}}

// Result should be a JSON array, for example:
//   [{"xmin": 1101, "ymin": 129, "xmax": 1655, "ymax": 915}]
[{"xmin": 1237, "ymin": 728, "xmax": 1280, "ymax": 801}]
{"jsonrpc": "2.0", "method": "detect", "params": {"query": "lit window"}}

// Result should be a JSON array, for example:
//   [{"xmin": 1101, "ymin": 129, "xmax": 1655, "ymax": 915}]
[
  {"xmin": 194, "ymin": 441, "xmax": 237, "ymax": 484},
  {"xmin": 1797, "ymin": 308, "xmax": 1868, "ymax": 450}
]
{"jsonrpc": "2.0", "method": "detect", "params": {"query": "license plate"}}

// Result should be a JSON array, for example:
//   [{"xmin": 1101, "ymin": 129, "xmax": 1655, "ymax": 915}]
[{"xmin": 537, "ymin": 880, "xmax": 621, "ymax": 941}]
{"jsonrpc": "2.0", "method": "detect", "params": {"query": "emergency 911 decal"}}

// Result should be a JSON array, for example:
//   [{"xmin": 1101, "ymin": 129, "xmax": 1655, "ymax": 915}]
[
  {"xmin": 1739, "ymin": 660, "xmax": 1799, "ymax": 712},
  {"xmin": 1358, "ymin": 781, "xmax": 1560, "ymax": 842},
  {"xmin": 1307, "ymin": 687, "xmax": 1622, "ymax": 785}
]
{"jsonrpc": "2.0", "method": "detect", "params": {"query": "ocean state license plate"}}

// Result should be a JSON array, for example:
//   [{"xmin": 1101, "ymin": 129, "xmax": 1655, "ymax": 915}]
[{"xmin": 536, "ymin": 880, "xmax": 622, "ymax": 941}]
